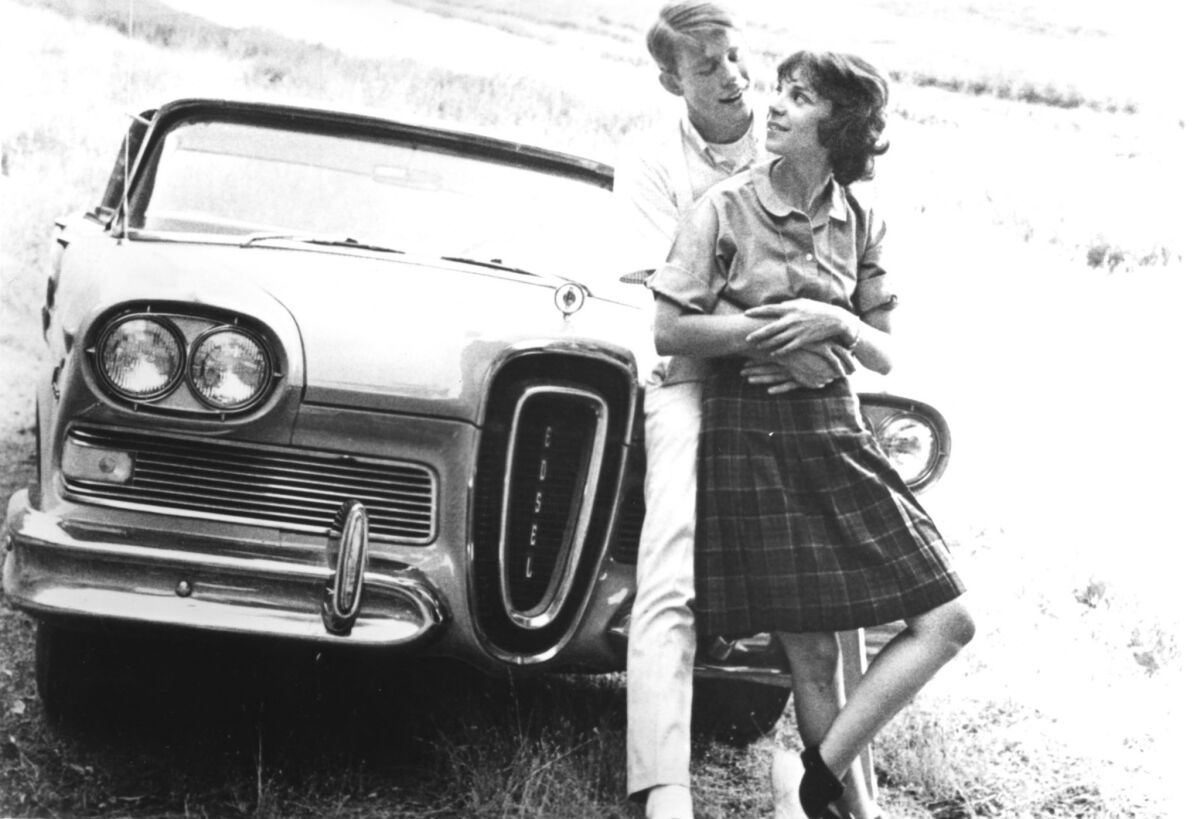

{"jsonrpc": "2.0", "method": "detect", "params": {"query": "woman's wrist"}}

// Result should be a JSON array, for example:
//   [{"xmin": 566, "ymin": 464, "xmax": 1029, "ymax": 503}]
[{"xmin": 843, "ymin": 317, "xmax": 863, "ymax": 351}]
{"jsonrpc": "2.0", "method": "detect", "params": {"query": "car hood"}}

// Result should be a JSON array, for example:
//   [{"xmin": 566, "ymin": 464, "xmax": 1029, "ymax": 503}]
[{"xmin": 72, "ymin": 238, "xmax": 653, "ymax": 422}]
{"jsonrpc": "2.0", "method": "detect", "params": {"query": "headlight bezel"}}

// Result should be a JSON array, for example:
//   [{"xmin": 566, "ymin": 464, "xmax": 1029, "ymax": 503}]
[{"xmin": 87, "ymin": 305, "xmax": 282, "ymax": 418}]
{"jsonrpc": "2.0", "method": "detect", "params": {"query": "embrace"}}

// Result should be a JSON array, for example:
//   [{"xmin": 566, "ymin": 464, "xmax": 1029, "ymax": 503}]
[{"xmin": 619, "ymin": 4, "xmax": 976, "ymax": 818}]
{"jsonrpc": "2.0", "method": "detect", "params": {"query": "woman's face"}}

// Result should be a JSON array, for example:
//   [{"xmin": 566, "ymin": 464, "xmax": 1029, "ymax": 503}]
[{"xmin": 765, "ymin": 68, "xmax": 832, "ymax": 162}]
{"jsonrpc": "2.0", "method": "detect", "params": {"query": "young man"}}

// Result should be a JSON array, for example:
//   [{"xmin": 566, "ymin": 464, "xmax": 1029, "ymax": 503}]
[
  {"xmin": 617, "ymin": 5, "xmax": 877, "ymax": 819},
  {"xmin": 617, "ymin": 5, "xmax": 762, "ymax": 819}
]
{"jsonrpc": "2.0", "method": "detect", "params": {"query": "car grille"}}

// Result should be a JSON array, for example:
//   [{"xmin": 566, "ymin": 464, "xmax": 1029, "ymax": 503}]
[
  {"xmin": 62, "ymin": 426, "xmax": 436, "ymax": 543},
  {"xmin": 471, "ymin": 353, "xmax": 635, "ymax": 658},
  {"xmin": 501, "ymin": 393, "xmax": 604, "ymax": 612},
  {"xmin": 609, "ymin": 433, "xmax": 645, "ymax": 566},
  {"xmin": 611, "ymin": 483, "xmax": 644, "ymax": 565}
]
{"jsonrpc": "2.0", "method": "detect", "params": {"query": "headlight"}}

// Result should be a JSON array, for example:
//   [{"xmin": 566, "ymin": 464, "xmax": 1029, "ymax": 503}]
[
  {"xmin": 188, "ymin": 327, "xmax": 271, "ymax": 409},
  {"xmin": 97, "ymin": 317, "xmax": 184, "ymax": 400},
  {"xmin": 875, "ymin": 412, "xmax": 941, "ymax": 488}
]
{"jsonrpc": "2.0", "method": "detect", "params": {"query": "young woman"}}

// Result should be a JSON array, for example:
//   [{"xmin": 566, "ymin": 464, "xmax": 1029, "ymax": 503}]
[{"xmin": 649, "ymin": 51, "xmax": 975, "ymax": 819}]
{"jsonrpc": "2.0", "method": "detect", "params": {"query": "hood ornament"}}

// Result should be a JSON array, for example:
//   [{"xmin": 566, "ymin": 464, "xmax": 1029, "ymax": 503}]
[{"xmin": 554, "ymin": 282, "xmax": 587, "ymax": 318}]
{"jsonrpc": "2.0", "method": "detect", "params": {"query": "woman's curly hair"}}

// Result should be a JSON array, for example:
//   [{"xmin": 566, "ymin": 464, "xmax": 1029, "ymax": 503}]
[{"xmin": 777, "ymin": 51, "xmax": 890, "ymax": 185}]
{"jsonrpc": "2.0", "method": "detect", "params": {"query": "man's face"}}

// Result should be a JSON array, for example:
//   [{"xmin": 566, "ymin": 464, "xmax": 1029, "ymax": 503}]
[{"xmin": 663, "ymin": 28, "xmax": 752, "ymax": 142}]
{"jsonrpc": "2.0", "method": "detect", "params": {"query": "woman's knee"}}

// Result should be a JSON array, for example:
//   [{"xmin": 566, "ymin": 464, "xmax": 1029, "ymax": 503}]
[
  {"xmin": 918, "ymin": 600, "xmax": 975, "ymax": 653},
  {"xmin": 946, "ymin": 601, "xmax": 976, "ymax": 648},
  {"xmin": 777, "ymin": 631, "xmax": 841, "ymax": 684}
]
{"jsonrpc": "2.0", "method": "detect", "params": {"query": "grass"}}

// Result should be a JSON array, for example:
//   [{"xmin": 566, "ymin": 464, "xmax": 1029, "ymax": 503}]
[
  {"xmin": 0, "ymin": 0, "xmax": 1190, "ymax": 816},
  {"xmin": 0, "ymin": 607, "xmax": 641, "ymax": 817},
  {"xmin": 395, "ymin": 0, "xmax": 1161, "ymax": 115}
]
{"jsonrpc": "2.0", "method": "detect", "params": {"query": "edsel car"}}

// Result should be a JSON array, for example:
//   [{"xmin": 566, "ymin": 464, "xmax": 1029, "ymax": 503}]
[{"xmin": 1, "ymin": 98, "xmax": 950, "ymax": 740}]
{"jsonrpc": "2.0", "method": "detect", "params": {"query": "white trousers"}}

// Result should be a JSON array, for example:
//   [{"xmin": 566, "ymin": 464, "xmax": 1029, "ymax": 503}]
[{"xmin": 626, "ymin": 371, "xmax": 701, "ymax": 796}]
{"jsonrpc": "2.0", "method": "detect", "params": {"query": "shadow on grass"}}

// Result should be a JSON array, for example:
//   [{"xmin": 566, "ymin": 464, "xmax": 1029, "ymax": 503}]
[{"xmin": 23, "ymin": 627, "xmax": 632, "ymax": 817}]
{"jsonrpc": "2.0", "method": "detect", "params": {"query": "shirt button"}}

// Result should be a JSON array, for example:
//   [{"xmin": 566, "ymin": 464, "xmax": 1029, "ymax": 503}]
[{"xmin": 804, "ymin": 253, "xmax": 814, "ymax": 261}]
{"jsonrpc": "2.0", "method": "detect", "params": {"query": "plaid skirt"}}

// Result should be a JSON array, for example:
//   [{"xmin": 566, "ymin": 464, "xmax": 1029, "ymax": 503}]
[{"xmin": 695, "ymin": 360, "xmax": 965, "ymax": 638}]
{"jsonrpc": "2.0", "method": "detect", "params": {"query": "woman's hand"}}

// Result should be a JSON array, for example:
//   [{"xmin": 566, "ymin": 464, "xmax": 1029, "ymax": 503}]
[
  {"xmin": 744, "ymin": 298, "xmax": 853, "ymax": 354},
  {"xmin": 741, "ymin": 341, "xmax": 856, "ymax": 393}
]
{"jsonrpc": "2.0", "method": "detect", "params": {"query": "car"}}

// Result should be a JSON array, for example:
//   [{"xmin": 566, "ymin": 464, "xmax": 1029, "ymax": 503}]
[{"xmin": 1, "ymin": 97, "xmax": 951, "ymax": 744}]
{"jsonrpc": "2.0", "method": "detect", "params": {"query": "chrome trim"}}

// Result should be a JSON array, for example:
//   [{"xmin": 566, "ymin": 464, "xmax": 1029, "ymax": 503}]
[
  {"xmin": 498, "ymin": 385, "xmax": 609, "ymax": 630},
  {"xmin": 607, "ymin": 609, "xmax": 791, "ymax": 686},
  {"xmin": 481, "ymin": 339, "xmax": 638, "ymax": 431},
  {"xmin": 465, "ymin": 344, "xmax": 639, "ymax": 667},
  {"xmin": 692, "ymin": 663, "xmax": 793, "ymax": 689},
  {"xmin": 323, "ymin": 500, "xmax": 369, "ymax": 635},
  {"xmin": 85, "ymin": 309, "xmax": 284, "ymax": 418},
  {"xmin": 4, "ymin": 502, "xmax": 446, "ymax": 647},
  {"xmin": 553, "ymin": 282, "xmax": 587, "ymax": 317}
]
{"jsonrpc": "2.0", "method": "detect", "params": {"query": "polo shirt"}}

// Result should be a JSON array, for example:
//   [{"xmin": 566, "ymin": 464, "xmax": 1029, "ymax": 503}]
[{"xmin": 649, "ymin": 159, "xmax": 895, "ymax": 324}]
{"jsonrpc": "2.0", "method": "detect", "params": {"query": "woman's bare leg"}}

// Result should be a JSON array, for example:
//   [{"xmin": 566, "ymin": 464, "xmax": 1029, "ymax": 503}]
[
  {"xmin": 777, "ymin": 632, "xmax": 880, "ymax": 819},
  {"xmin": 818, "ymin": 599, "xmax": 975, "ymax": 778}
]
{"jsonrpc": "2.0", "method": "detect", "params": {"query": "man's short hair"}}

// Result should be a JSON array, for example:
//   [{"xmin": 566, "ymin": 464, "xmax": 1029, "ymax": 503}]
[{"xmin": 646, "ymin": 2, "xmax": 741, "ymax": 75}]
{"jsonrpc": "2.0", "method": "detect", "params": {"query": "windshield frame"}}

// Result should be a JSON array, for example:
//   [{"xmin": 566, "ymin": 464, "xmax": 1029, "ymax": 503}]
[{"xmin": 113, "ymin": 99, "xmax": 619, "ymax": 286}]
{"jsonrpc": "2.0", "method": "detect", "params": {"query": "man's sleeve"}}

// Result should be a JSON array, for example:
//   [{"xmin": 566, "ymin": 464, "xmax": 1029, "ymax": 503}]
[{"xmin": 613, "ymin": 142, "xmax": 682, "ymax": 276}]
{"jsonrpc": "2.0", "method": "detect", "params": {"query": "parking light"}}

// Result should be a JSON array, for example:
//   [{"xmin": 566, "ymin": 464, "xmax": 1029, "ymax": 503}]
[{"xmin": 61, "ymin": 439, "xmax": 133, "ymax": 484}]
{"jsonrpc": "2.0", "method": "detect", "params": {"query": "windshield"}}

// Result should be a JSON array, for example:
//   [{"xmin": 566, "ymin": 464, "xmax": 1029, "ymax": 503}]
[{"xmin": 128, "ymin": 117, "xmax": 625, "ymax": 289}]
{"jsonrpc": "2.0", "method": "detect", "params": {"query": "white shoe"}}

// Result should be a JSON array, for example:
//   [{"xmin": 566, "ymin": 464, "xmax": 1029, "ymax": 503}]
[
  {"xmin": 644, "ymin": 784, "xmax": 693, "ymax": 819},
  {"xmin": 771, "ymin": 748, "xmax": 805, "ymax": 819}
]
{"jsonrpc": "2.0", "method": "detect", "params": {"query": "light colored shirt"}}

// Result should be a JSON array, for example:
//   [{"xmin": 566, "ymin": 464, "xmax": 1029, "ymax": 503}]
[
  {"xmin": 614, "ymin": 109, "xmax": 766, "ymax": 383},
  {"xmin": 649, "ymin": 159, "xmax": 895, "ymax": 321}
]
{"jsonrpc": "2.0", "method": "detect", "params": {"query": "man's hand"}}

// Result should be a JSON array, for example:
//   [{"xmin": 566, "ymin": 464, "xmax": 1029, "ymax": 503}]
[
  {"xmin": 744, "ymin": 298, "xmax": 852, "ymax": 355},
  {"xmin": 741, "ymin": 341, "xmax": 856, "ymax": 393}
]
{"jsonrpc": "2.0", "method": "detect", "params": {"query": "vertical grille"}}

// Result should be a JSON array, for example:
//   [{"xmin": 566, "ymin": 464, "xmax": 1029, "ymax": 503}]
[
  {"xmin": 471, "ymin": 353, "xmax": 635, "ymax": 658},
  {"xmin": 502, "ymin": 393, "xmax": 603, "ymax": 612},
  {"xmin": 610, "ymin": 431, "xmax": 645, "ymax": 566},
  {"xmin": 611, "ymin": 482, "xmax": 644, "ymax": 565}
]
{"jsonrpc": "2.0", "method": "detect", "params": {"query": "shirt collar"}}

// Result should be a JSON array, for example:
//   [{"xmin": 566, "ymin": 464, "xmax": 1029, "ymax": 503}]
[
  {"xmin": 752, "ymin": 158, "xmax": 848, "ymax": 224},
  {"xmin": 679, "ymin": 108, "xmax": 764, "ymax": 173}
]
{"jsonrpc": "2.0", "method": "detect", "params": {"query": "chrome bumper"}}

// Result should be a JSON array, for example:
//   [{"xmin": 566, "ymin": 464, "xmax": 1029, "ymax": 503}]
[{"xmin": 2, "ymin": 490, "xmax": 447, "ymax": 647}]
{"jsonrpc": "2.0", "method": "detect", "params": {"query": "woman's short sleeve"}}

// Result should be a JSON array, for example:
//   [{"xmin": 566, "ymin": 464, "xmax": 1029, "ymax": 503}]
[
  {"xmin": 851, "ymin": 205, "xmax": 898, "ymax": 317},
  {"xmin": 647, "ymin": 198, "xmax": 727, "ymax": 314}
]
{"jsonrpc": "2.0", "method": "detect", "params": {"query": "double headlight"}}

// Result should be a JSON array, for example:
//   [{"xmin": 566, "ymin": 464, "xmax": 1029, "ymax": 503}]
[{"xmin": 94, "ymin": 313, "xmax": 275, "ymax": 413}]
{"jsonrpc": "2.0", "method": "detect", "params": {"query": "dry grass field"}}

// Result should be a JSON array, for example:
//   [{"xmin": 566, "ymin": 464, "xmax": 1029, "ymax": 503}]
[{"xmin": 0, "ymin": 0, "xmax": 1191, "ymax": 816}]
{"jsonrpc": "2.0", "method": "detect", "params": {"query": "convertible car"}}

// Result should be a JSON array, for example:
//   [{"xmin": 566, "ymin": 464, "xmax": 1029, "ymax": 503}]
[{"xmin": 1, "ymin": 98, "xmax": 950, "ymax": 739}]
